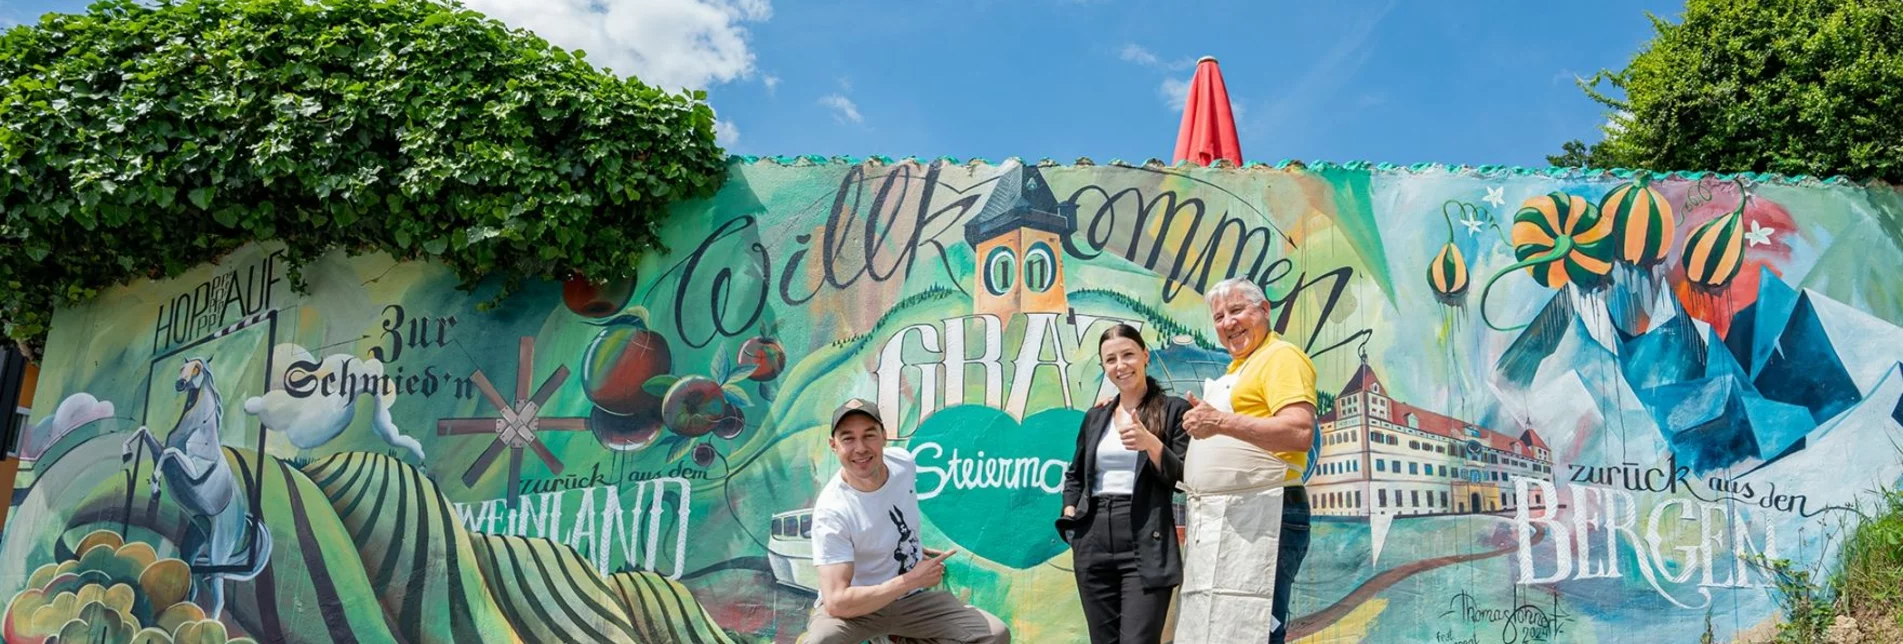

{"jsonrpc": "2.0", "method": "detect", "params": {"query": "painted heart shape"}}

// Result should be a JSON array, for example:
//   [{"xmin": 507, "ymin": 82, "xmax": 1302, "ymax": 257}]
[{"xmin": 906, "ymin": 404, "xmax": 1083, "ymax": 569}]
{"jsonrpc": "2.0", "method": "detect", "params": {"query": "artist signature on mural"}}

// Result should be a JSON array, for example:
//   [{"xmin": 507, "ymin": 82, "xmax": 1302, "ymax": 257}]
[{"xmin": 1439, "ymin": 592, "xmax": 1573, "ymax": 644}]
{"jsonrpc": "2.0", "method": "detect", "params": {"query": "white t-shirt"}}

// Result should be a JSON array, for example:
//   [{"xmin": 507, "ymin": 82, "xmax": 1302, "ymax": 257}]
[
  {"xmin": 811, "ymin": 447, "xmax": 926, "ymax": 603},
  {"xmin": 1092, "ymin": 408, "xmax": 1141, "ymax": 495}
]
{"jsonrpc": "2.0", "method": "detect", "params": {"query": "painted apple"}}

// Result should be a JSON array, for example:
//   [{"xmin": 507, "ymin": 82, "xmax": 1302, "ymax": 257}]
[
  {"xmin": 660, "ymin": 375, "xmax": 744, "ymax": 438},
  {"xmin": 692, "ymin": 442, "xmax": 718, "ymax": 468},
  {"xmin": 736, "ymin": 336, "xmax": 786, "ymax": 381},
  {"xmin": 562, "ymin": 275, "xmax": 635, "ymax": 318},
  {"xmin": 581, "ymin": 313, "xmax": 673, "ymax": 418},
  {"xmin": 589, "ymin": 405, "xmax": 662, "ymax": 452}
]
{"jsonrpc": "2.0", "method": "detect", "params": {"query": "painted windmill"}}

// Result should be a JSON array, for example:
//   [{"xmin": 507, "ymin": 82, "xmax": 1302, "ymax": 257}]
[{"xmin": 438, "ymin": 337, "xmax": 588, "ymax": 507}]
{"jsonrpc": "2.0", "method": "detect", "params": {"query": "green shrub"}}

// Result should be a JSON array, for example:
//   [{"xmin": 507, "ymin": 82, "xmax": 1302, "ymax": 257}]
[{"xmin": 0, "ymin": 0, "xmax": 728, "ymax": 356}]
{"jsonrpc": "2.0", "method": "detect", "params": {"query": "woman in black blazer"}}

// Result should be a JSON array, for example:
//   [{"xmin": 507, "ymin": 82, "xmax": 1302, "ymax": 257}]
[{"xmin": 1058, "ymin": 324, "xmax": 1192, "ymax": 644}]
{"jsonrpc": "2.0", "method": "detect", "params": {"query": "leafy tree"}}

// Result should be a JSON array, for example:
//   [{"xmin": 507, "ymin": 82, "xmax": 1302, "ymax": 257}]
[
  {"xmin": 0, "ymin": 0, "xmax": 728, "ymax": 357},
  {"xmin": 1544, "ymin": 139, "xmax": 1612, "ymax": 169},
  {"xmin": 1552, "ymin": 0, "xmax": 1902, "ymax": 183}
]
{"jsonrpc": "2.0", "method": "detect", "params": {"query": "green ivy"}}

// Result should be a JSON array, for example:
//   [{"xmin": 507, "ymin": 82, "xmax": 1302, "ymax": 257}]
[{"xmin": 0, "ymin": 0, "xmax": 728, "ymax": 356}]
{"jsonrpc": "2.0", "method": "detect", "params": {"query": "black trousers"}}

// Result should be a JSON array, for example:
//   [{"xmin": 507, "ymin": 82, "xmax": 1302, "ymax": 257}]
[{"xmin": 1072, "ymin": 495, "xmax": 1172, "ymax": 644}]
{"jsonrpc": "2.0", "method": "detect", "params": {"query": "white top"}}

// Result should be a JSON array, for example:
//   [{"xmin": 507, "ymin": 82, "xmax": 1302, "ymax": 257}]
[
  {"xmin": 1092, "ymin": 407, "xmax": 1141, "ymax": 495},
  {"xmin": 810, "ymin": 447, "xmax": 926, "ymax": 604}
]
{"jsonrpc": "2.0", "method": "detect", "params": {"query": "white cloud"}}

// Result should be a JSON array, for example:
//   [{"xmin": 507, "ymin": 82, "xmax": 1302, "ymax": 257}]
[
  {"xmin": 1121, "ymin": 43, "xmax": 1195, "ymax": 70},
  {"xmin": 1160, "ymin": 76, "xmax": 1191, "ymax": 112},
  {"xmin": 762, "ymin": 74, "xmax": 780, "ymax": 94},
  {"xmin": 460, "ymin": 0, "xmax": 772, "ymax": 90},
  {"xmin": 819, "ymin": 94, "xmax": 862, "ymax": 124},
  {"xmin": 714, "ymin": 119, "xmax": 741, "ymax": 145},
  {"xmin": 1121, "ymin": 44, "xmax": 1160, "ymax": 67},
  {"xmin": 243, "ymin": 344, "xmax": 426, "ymax": 462}
]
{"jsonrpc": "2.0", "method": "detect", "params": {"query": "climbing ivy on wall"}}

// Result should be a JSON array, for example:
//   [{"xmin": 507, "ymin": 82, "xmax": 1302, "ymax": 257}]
[{"xmin": 0, "ymin": 0, "xmax": 728, "ymax": 357}]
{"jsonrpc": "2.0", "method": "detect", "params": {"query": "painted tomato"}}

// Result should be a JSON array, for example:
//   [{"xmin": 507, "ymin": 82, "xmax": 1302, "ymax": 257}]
[
  {"xmin": 736, "ymin": 336, "xmax": 786, "ymax": 381},
  {"xmin": 589, "ymin": 405, "xmax": 662, "ymax": 452},
  {"xmin": 581, "ymin": 314, "xmax": 673, "ymax": 418},
  {"xmin": 660, "ymin": 376, "xmax": 744, "ymax": 438},
  {"xmin": 562, "ymin": 275, "xmax": 635, "ymax": 318}
]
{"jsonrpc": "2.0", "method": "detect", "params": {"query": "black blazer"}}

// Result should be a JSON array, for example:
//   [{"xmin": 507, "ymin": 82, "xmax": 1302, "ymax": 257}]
[{"xmin": 1057, "ymin": 393, "xmax": 1192, "ymax": 590}]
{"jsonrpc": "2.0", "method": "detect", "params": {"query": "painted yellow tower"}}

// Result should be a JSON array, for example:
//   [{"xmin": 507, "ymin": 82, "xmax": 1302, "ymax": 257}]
[{"xmin": 965, "ymin": 163, "xmax": 1075, "ymax": 321}]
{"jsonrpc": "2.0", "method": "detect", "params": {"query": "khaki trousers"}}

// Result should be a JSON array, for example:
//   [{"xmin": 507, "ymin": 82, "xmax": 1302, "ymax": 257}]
[{"xmin": 805, "ymin": 589, "xmax": 1010, "ymax": 644}]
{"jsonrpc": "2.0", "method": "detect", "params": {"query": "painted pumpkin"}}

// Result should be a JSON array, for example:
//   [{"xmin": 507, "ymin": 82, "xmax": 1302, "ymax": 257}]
[
  {"xmin": 1682, "ymin": 204, "xmax": 1746, "ymax": 288},
  {"xmin": 1601, "ymin": 180, "xmax": 1676, "ymax": 266},
  {"xmin": 1509, "ymin": 192, "xmax": 1615, "ymax": 288},
  {"xmin": 1477, "ymin": 192, "xmax": 1616, "ymax": 330},
  {"xmin": 1426, "ymin": 241, "xmax": 1469, "ymax": 299}
]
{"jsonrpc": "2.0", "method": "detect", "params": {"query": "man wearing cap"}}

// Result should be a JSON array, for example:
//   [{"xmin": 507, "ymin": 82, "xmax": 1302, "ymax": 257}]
[{"xmin": 804, "ymin": 398, "xmax": 1011, "ymax": 644}]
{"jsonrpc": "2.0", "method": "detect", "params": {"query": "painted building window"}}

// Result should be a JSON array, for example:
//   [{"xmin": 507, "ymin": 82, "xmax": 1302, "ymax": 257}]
[
  {"xmin": 1440, "ymin": 491, "xmax": 1449, "ymax": 507},
  {"xmin": 1378, "ymin": 489, "xmax": 1387, "ymax": 507},
  {"xmin": 984, "ymin": 246, "xmax": 1017, "ymax": 295},
  {"xmin": 1411, "ymin": 490, "xmax": 1419, "ymax": 507},
  {"xmin": 1354, "ymin": 490, "xmax": 1361, "ymax": 507},
  {"xmin": 1376, "ymin": 460, "xmax": 1386, "ymax": 472},
  {"xmin": 1023, "ymin": 242, "xmax": 1056, "ymax": 292},
  {"xmin": 1439, "ymin": 465, "xmax": 1447, "ymax": 477},
  {"xmin": 1408, "ymin": 462, "xmax": 1418, "ymax": 475}
]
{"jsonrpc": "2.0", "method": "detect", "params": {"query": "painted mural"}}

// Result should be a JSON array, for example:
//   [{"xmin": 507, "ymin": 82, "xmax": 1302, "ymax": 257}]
[{"xmin": 4, "ymin": 158, "xmax": 1902, "ymax": 643}]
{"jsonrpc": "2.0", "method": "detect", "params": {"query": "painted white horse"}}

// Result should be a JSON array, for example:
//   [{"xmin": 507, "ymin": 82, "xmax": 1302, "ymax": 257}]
[{"xmin": 122, "ymin": 356, "xmax": 272, "ymax": 618}]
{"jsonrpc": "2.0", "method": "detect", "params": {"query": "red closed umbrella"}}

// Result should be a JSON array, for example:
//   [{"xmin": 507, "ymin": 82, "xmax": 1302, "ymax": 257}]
[{"xmin": 1172, "ymin": 55, "xmax": 1243, "ymax": 166}]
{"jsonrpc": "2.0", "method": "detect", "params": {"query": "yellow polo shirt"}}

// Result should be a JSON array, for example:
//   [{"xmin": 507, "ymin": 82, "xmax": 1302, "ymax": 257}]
[{"xmin": 1183, "ymin": 333, "xmax": 1317, "ymax": 491}]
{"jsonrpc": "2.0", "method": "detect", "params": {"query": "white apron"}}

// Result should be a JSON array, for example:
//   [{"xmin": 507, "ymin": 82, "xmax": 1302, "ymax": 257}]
[{"xmin": 1174, "ymin": 375, "xmax": 1289, "ymax": 642}]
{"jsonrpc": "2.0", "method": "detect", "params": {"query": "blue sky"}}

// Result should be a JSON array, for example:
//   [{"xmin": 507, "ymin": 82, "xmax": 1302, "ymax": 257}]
[{"xmin": 3, "ymin": 0, "xmax": 1682, "ymax": 167}]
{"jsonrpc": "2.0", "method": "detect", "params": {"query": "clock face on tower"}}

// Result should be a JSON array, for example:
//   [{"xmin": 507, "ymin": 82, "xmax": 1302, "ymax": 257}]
[{"xmin": 1465, "ymin": 439, "xmax": 1484, "ymax": 460}]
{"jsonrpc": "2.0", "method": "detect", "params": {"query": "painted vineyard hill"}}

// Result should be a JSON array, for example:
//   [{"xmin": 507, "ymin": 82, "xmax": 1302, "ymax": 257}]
[{"xmin": 4, "ymin": 157, "xmax": 1901, "ymax": 643}]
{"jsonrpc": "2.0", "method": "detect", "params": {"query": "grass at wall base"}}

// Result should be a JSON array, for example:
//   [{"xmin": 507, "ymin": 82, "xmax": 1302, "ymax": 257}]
[{"xmin": 1735, "ymin": 485, "xmax": 1903, "ymax": 643}]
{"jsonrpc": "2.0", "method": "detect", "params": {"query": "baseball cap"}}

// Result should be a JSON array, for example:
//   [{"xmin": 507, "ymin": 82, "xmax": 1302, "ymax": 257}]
[{"xmin": 830, "ymin": 398, "xmax": 883, "ymax": 434}]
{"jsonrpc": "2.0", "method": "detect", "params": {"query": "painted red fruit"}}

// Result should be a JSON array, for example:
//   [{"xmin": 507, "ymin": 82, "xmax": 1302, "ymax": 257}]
[
  {"xmin": 737, "ymin": 336, "xmax": 786, "ymax": 381},
  {"xmin": 590, "ymin": 405, "xmax": 662, "ymax": 452},
  {"xmin": 692, "ymin": 442, "xmax": 718, "ymax": 468},
  {"xmin": 562, "ymin": 275, "xmax": 635, "ymax": 318},
  {"xmin": 582, "ymin": 314, "xmax": 673, "ymax": 419},
  {"xmin": 661, "ymin": 376, "xmax": 743, "ymax": 438}
]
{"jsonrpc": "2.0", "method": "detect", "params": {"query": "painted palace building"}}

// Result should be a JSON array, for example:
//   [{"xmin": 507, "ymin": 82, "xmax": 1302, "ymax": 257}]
[{"xmin": 1308, "ymin": 357, "xmax": 1554, "ymax": 517}]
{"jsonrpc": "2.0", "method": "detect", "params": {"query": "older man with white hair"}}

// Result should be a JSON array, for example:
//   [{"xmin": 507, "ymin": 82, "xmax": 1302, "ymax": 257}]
[{"xmin": 1175, "ymin": 277, "xmax": 1317, "ymax": 644}]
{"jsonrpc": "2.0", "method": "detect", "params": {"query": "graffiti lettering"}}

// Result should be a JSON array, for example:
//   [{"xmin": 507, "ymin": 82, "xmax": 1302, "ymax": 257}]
[
  {"xmin": 520, "ymin": 463, "xmax": 711, "ymax": 495},
  {"xmin": 1063, "ymin": 186, "xmax": 1280, "ymax": 299},
  {"xmin": 282, "ymin": 358, "xmax": 467, "ymax": 400},
  {"xmin": 152, "ymin": 248, "xmax": 285, "ymax": 352},
  {"xmin": 1514, "ymin": 478, "xmax": 1778, "ymax": 610},
  {"xmin": 366, "ymin": 304, "xmax": 457, "ymax": 363},
  {"xmin": 1566, "ymin": 458, "xmax": 1853, "ymax": 518},
  {"xmin": 673, "ymin": 216, "xmax": 772, "ymax": 349},
  {"xmin": 1565, "ymin": 458, "xmax": 1697, "ymax": 495},
  {"xmin": 875, "ymin": 313, "xmax": 1141, "ymax": 425},
  {"xmin": 1265, "ymin": 263, "xmax": 1370, "ymax": 359},
  {"xmin": 1439, "ymin": 592, "xmax": 1573, "ymax": 644},
  {"xmin": 911, "ymin": 441, "xmax": 1068, "ymax": 500},
  {"xmin": 453, "ymin": 479, "xmax": 693, "ymax": 578}
]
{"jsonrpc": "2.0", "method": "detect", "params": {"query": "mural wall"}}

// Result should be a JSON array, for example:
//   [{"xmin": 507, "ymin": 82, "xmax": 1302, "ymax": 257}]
[{"xmin": 5, "ymin": 158, "xmax": 1902, "ymax": 643}]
